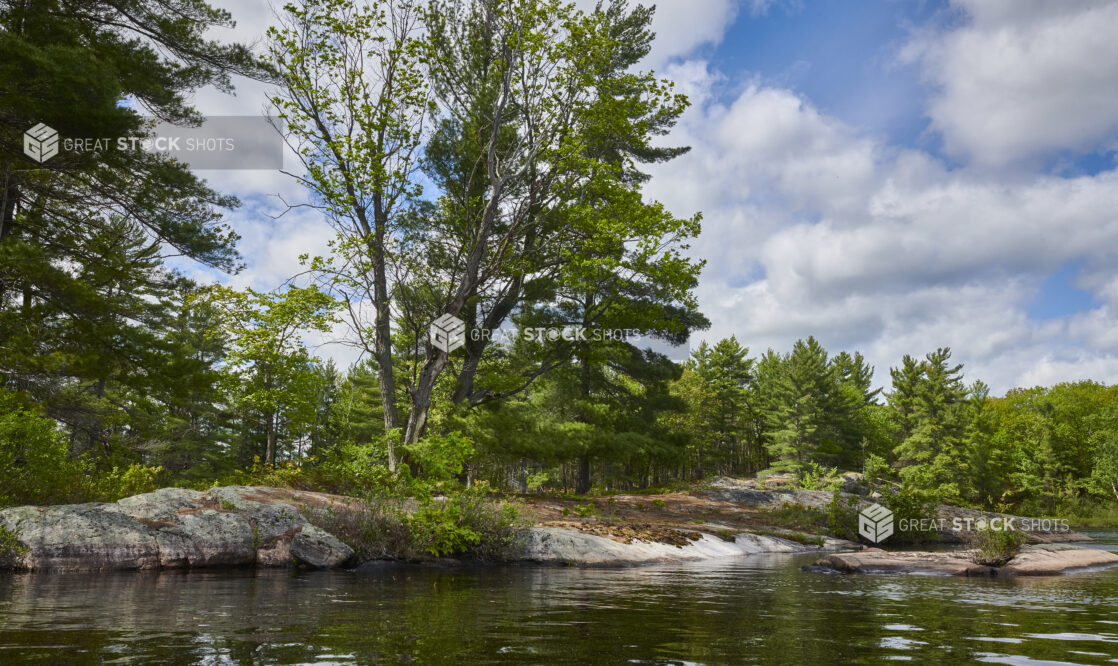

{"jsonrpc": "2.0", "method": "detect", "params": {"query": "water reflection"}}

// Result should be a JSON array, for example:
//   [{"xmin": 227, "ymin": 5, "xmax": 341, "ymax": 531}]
[{"xmin": 0, "ymin": 544, "xmax": 1116, "ymax": 664}]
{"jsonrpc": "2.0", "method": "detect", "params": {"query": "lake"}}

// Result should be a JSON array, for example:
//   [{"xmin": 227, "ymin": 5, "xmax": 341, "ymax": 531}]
[{"xmin": 1, "ymin": 534, "xmax": 1117, "ymax": 664}]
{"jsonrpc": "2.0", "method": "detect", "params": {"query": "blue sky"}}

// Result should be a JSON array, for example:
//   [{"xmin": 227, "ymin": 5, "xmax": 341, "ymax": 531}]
[
  {"xmin": 202, "ymin": 0, "xmax": 1118, "ymax": 392},
  {"xmin": 712, "ymin": 0, "xmax": 942, "ymax": 149}
]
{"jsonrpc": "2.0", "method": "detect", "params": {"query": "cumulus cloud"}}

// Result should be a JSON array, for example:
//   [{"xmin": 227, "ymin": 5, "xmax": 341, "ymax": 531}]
[
  {"xmin": 901, "ymin": 0, "xmax": 1118, "ymax": 166},
  {"xmin": 188, "ymin": 0, "xmax": 1118, "ymax": 392},
  {"xmin": 646, "ymin": 73, "xmax": 1118, "ymax": 392}
]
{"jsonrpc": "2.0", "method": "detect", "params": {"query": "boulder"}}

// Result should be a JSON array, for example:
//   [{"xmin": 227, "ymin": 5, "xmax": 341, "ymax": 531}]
[
  {"xmin": 0, "ymin": 487, "xmax": 353, "ymax": 572},
  {"xmin": 701, "ymin": 479, "xmax": 1093, "ymax": 544},
  {"xmin": 701, "ymin": 484, "xmax": 844, "ymax": 510},
  {"xmin": 1001, "ymin": 543, "xmax": 1118, "ymax": 576},
  {"xmin": 839, "ymin": 472, "xmax": 867, "ymax": 495},
  {"xmin": 519, "ymin": 526, "xmax": 850, "ymax": 567},
  {"xmin": 807, "ymin": 544, "xmax": 1118, "ymax": 577}
]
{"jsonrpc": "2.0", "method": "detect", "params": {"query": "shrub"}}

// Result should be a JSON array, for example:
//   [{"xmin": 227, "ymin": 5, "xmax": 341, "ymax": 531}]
[
  {"xmin": 303, "ymin": 498, "xmax": 411, "ymax": 562},
  {"xmin": 94, "ymin": 464, "xmax": 164, "ymax": 501},
  {"xmin": 0, "ymin": 524, "xmax": 28, "ymax": 566},
  {"xmin": 302, "ymin": 488, "xmax": 522, "ymax": 561},
  {"xmin": 969, "ymin": 525, "xmax": 1027, "ymax": 567},
  {"xmin": 450, "ymin": 490, "xmax": 524, "ymax": 561},
  {"xmin": 526, "ymin": 472, "xmax": 549, "ymax": 492},
  {"xmin": 757, "ymin": 496, "xmax": 861, "ymax": 540},
  {"xmin": 573, "ymin": 503, "xmax": 598, "ymax": 518},
  {"xmin": 825, "ymin": 493, "xmax": 861, "ymax": 541},
  {"xmin": 879, "ymin": 484, "xmax": 941, "ymax": 544},
  {"xmin": 408, "ymin": 498, "xmax": 482, "ymax": 556},
  {"xmin": 0, "ymin": 390, "xmax": 88, "ymax": 507},
  {"xmin": 799, "ymin": 462, "xmax": 841, "ymax": 491},
  {"xmin": 757, "ymin": 503, "xmax": 828, "ymax": 533},
  {"xmin": 863, "ymin": 453, "xmax": 891, "ymax": 486},
  {"xmin": 403, "ymin": 432, "xmax": 474, "ymax": 482}
]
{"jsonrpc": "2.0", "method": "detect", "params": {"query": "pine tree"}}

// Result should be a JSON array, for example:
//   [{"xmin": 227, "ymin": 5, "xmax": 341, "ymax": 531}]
[{"xmin": 891, "ymin": 348, "xmax": 969, "ymax": 499}]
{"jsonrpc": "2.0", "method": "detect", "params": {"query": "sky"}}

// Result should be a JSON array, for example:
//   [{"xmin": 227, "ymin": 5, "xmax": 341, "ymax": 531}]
[{"xmin": 191, "ymin": 0, "xmax": 1118, "ymax": 394}]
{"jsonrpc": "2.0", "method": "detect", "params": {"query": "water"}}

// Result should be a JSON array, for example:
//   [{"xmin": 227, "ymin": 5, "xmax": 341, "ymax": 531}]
[{"xmin": 1, "ymin": 538, "xmax": 1117, "ymax": 664}]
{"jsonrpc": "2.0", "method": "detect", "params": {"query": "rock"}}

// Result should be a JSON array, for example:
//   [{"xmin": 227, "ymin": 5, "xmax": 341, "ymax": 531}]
[
  {"xmin": 519, "ymin": 526, "xmax": 848, "ymax": 566},
  {"xmin": 0, "ymin": 486, "xmax": 353, "ymax": 572},
  {"xmin": 807, "ymin": 544, "xmax": 1118, "ymax": 577},
  {"xmin": 705, "ymin": 476, "xmax": 759, "ymax": 490},
  {"xmin": 701, "ymin": 479, "xmax": 1093, "ymax": 544},
  {"xmin": 289, "ymin": 525, "xmax": 353, "ymax": 569},
  {"xmin": 839, "ymin": 472, "xmax": 866, "ymax": 495},
  {"xmin": 761, "ymin": 474, "xmax": 796, "ymax": 489},
  {"xmin": 700, "ymin": 485, "xmax": 844, "ymax": 510},
  {"xmin": 1000, "ymin": 544, "xmax": 1118, "ymax": 576},
  {"xmin": 0, "ymin": 503, "xmax": 160, "ymax": 572}
]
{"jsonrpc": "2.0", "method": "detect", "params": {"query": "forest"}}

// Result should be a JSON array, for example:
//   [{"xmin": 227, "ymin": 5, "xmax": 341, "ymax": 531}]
[{"xmin": 2, "ymin": 0, "xmax": 1116, "ymax": 528}]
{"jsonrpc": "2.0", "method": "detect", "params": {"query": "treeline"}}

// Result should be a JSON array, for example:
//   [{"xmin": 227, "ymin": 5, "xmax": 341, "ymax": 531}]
[{"xmin": 2, "ymin": 0, "xmax": 1116, "ymax": 520}]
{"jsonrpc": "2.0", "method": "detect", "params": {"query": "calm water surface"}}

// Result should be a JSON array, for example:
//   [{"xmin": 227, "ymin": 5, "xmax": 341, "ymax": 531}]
[{"xmin": 2, "ymin": 534, "xmax": 1117, "ymax": 664}]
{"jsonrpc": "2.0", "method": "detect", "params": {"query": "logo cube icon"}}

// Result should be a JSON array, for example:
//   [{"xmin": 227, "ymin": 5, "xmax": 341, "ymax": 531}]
[
  {"xmin": 858, "ymin": 503, "xmax": 894, "ymax": 543},
  {"xmin": 429, "ymin": 313, "xmax": 466, "ymax": 353},
  {"xmin": 24, "ymin": 123, "xmax": 59, "ymax": 163}
]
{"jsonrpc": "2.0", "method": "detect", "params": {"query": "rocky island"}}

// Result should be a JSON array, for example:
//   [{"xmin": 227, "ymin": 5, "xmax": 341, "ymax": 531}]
[{"xmin": 2, "ymin": 479, "xmax": 1112, "ymax": 574}]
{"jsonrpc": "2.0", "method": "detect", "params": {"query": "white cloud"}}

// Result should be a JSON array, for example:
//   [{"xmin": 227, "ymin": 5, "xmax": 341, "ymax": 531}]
[
  {"xmin": 901, "ymin": 0, "xmax": 1118, "ymax": 166},
  {"xmin": 189, "ymin": 0, "xmax": 1118, "ymax": 394},
  {"xmin": 646, "ymin": 74, "xmax": 1118, "ymax": 393}
]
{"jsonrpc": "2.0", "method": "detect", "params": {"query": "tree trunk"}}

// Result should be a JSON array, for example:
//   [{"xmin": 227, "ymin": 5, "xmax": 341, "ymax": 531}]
[
  {"xmin": 576, "ymin": 454, "xmax": 591, "ymax": 494},
  {"xmin": 371, "ymin": 196, "xmax": 401, "ymax": 471},
  {"xmin": 265, "ymin": 411, "xmax": 277, "ymax": 466},
  {"xmin": 403, "ymin": 350, "xmax": 450, "ymax": 445}
]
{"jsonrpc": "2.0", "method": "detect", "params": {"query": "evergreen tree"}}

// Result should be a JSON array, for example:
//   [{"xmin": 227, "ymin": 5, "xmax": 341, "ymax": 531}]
[
  {"xmin": 890, "ymin": 348, "xmax": 969, "ymax": 499},
  {"xmin": 0, "ymin": 0, "xmax": 265, "ymax": 463}
]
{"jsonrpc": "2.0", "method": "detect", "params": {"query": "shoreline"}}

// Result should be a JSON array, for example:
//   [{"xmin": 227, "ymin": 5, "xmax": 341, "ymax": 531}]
[{"xmin": 0, "ymin": 483, "xmax": 1110, "ymax": 573}]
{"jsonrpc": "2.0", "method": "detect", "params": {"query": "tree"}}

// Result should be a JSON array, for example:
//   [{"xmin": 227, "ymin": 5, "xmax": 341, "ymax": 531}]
[
  {"xmin": 1092, "ymin": 432, "xmax": 1118, "ymax": 501},
  {"xmin": 0, "ymin": 388, "xmax": 87, "ymax": 507},
  {"xmin": 679, "ymin": 338, "xmax": 755, "ymax": 477},
  {"xmin": 407, "ymin": 0, "xmax": 702, "ymax": 453},
  {"xmin": 890, "ymin": 348, "xmax": 969, "ymax": 499},
  {"xmin": 268, "ymin": 0, "xmax": 429, "ymax": 470},
  {"xmin": 272, "ymin": 0, "xmax": 703, "ymax": 457},
  {"xmin": 205, "ymin": 286, "xmax": 338, "ymax": 465},
  {"xmin": 0, "ymin": 0, "xmax": 266, "ymax": 445},
  {"xmin": 761, "ymin": 338, "xmax": 833, "ymax": 475}
]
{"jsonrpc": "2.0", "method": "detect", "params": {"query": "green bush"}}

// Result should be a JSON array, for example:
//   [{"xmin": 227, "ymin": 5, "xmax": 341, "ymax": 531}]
[
  {"xmin": 404, "ymin": 432, "xmax": 474, "ymax": 482},
  {"xmin": 94, "ymin": 464, "xmax": 165, "ymax": 501},
  {"xmin": 825, "ymin": 493, "xmax": 861, "ymax": 540},
  {"xmin": 799, "ymin": 462, "xmax": 841, "ymax": 491},
  {"xmin": 302, "ymin": 488, "xmax": 522, "ymax": 561},
  {"xmin": 526, "ymin": 472, "xmax": 550, "ymax": 492},
  {"xmin": 573, "ymin": 503, "xmax": 598, "ymax": 518},
  {"xmin": 0, "ymin": 390, "xmax": 89, "ymax": 507},
  {"xmin": 864, "ymin": 453, "xmax": 891, "ymax": 486},
  {"xmin": 969, "ymin": 525, "xmax": 1027, "ymax": 566},
  {"xmin": 0, "ymin": 524, "xmax": 28, "ymax": 566},
  {"xmin": 408, "ymin": 498, "xmax": 482, "ymax": 556},
  {"xmin": 879, "ymin": 484, "xmax": 941, "ymax": 543}
]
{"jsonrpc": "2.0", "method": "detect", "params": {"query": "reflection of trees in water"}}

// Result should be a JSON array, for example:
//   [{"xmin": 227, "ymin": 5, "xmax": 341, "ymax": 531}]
[{"xmin": 0, "ymin": 561, "xmax": 1116, "ymax": 663}]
